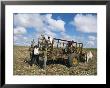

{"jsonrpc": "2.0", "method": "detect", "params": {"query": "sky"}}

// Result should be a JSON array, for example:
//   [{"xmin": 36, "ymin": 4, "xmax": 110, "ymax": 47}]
[{"xmin": 13, "ymin": 13, "xmax": 97, "ymax": 48}]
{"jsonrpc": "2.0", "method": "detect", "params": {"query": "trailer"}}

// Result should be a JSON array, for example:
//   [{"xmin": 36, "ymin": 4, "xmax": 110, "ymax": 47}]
[{"xmin": 30, "ymin": 35, "xmax": 86, "ymax": 67}]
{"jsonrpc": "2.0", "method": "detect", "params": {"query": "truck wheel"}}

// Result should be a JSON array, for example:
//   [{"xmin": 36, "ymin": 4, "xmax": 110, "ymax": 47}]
[
  {"xmin": 72, "ymin": 57, "xmax": 78, "ymax": 66},
  {"xmin": 68, "ymin": 53, "xmax": 79, "ymax": 67}
]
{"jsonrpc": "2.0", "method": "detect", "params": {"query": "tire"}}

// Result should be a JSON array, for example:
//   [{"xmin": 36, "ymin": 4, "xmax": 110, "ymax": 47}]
[{"xmin": 68, "ymin": 53, "xmax": 79, "ymax": 67}]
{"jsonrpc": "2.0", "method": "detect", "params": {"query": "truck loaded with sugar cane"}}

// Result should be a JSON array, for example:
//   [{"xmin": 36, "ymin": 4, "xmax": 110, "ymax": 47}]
[{"xmin": 29, "ymin": 34, "xmax": 87, "ymax": 67}]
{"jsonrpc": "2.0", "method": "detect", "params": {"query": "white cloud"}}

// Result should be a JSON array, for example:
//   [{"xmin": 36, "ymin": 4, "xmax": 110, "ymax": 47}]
[
  {"xmin": 45, "ymin": 14, "xmax": 65, "ymax": 32},
  {"xmin": 72, "ymin": 14, "xmax": 97, "ymax": 33},
  {"xmin": 45, "ymin": 29, "xmax": 57, "ymax": 38},
  {"xmin": 14, "ymin": 14, "xmax": 45, "ymax": 32},
  {"xmin": 84, "ymin": 35, "xmax": 97, "ymax": 48},
  {"xmin": 86, "ymin": 41, "xmax": 95, "ymax": 47},
  {"xmin": 14, "ymin": 27, "xmax": 27, "ymax": 35},
  {"xmin": 23, "ymin": 36, "xmax": 28, "ymax": 40},
  {"xmin": 14, "ymin": 35, "xmax": 31, "ymax": 46},
  {"xmin": 60, "ymin": 32, "xmax": 96, "ymax": 48},
  {"xmin": 88, "ymin": 36, "xmax": 96, "ymax": 40},
  {"xmin": 14, "ymin": 14, "xmax": 30, "ymax": 27},
  {"xmin": 14, "ymin": 13, "xmax": 66, "ymax": 46},
  {"xmin": 86, "ymin": 35, "xmax": 96, "ymax": 47},
  {"xmin": 14, "ymin": 13, "xmax": 97, "ymax": 48},
  {"xmin": 61, "ymin": 32, "xmax": 74, "ymax": 41},
  {"xmin": 14, "ymin": 36, "xmax": 18, "ymax": 42},
  {"xmin": 14, "ymin": 13, "xmax": 65, "ymax": 33},
  {"xmin": 60, "ymin": 32, "xmax": 84, "ymax": 43}
]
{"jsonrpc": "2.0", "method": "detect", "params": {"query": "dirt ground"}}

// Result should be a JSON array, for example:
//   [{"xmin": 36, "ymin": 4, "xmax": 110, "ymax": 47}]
[{"xmin": 13, "ymin": 46, "xmax": 97, "ymax": 75}]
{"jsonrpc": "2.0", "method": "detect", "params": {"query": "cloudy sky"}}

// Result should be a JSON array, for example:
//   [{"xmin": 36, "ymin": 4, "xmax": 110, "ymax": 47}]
[{"xmin": 13, "ymin": 13, "xmax": 97, "ymax": 48}]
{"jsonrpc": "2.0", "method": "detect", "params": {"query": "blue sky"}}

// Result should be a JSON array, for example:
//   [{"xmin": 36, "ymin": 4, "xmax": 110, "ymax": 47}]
[{"xmin": 13, "ymin": 13, "xmax": 97, "ymax": 48}]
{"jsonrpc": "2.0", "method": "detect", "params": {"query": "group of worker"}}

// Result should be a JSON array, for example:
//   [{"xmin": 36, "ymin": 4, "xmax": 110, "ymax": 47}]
[
  {"xmin": 28, "ymin": 35, "xmax": 52, "ymax": 69},
  {"xmin": 28, "ymin": 34, "xmax": 84, "ymax": 69}
]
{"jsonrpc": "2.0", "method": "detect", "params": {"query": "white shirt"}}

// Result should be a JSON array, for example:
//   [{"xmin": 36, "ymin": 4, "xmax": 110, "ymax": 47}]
[
  {"xmin": 34, "ymin": 48, "xmax": 39, "ymax": 55},
  {"xmin": 50, "ymin": 37, "xmax": 53, "ymax": 43}
]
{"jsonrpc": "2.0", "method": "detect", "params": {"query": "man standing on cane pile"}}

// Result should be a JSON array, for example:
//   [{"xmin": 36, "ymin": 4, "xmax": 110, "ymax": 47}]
[{"xmin": 39, "ymin": 35, "xmax": 48, "ymax": 69}]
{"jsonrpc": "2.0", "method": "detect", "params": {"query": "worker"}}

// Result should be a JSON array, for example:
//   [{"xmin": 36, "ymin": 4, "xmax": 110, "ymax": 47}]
[
  {"xmin": 30, "ymin": 45, "xmax": 39, "ymax": 66},
  {"xmin": 43, "ymin": 48, "xmax": 47, "ymax": 69},
  {"xmin": 28, "ymin": 39, "xmax": 35, "ymax": 65},
  {"xmin": 47, "ymin": 36, "xmax": 51, "ymax": 43}
]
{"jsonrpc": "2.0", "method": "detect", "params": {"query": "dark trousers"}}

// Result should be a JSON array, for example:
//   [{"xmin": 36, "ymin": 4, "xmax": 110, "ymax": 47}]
[
  {"xmin": 64, "ymin": 59, "xmax": 70, "ymax": 67},
  {"xmin": 30, "ymin": 54, "xmax": 39, "ymax": 66},
  {"xmin": 39, "ymin": 59, "xmax": 44, "ymax": 69}
]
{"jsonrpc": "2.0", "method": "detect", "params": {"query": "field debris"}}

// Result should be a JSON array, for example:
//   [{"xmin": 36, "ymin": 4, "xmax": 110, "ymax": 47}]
[{"xmin": 13, "ymin": 46, "xmax": 97, "ymax": 75}]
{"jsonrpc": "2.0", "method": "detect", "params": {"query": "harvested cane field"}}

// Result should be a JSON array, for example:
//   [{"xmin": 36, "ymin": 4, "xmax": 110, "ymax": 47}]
[{"xmin": 13, "ymin": 46, "xmax": 97, "ymax": 75}]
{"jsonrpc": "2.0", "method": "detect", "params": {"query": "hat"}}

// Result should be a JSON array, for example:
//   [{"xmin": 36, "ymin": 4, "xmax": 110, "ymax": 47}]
[{"xmin": 34, "ymin": 45, "xmax": 38, "ymax": 48}]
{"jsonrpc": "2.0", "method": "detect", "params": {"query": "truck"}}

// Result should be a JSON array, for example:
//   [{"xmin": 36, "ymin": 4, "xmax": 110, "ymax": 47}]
[{"xmin": 30, "ymin": 35, "xmax": 86, "ymax": 67}]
